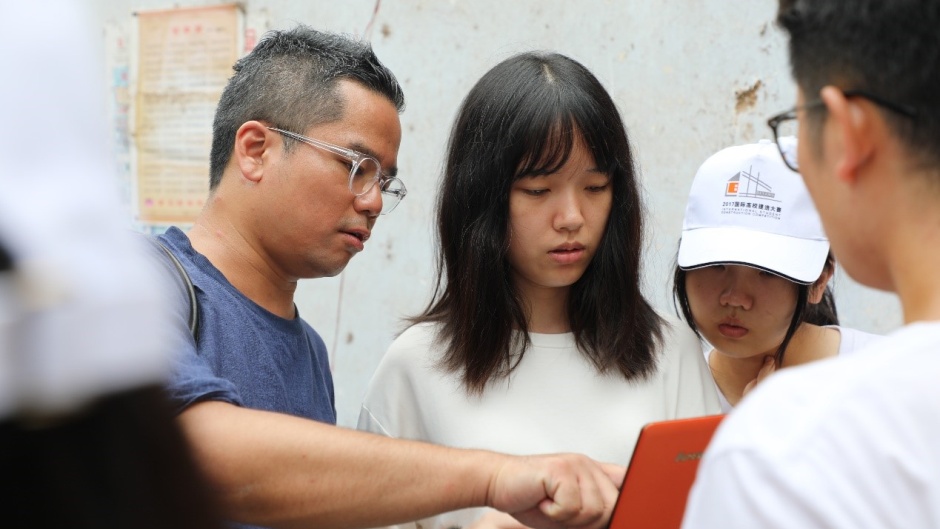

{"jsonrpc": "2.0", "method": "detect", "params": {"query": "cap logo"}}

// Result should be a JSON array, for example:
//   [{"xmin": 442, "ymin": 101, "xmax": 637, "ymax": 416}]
[
  {"xmin": 721, "ymin": 166, "xmax": 783, "ymax": 220},
  {"xmin": 724, "ymin": 167, "xmax": 775, "ymax": 199}
]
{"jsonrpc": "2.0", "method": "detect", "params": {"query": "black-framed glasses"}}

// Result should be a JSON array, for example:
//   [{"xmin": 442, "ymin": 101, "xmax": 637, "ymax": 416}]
[
  {"xmin": 267, "ymin": 127, "xmax": 407, "ymax": 214},
  {"xmin": 767, "ymin": 89, "xmax": 917, "ymax": 172}
]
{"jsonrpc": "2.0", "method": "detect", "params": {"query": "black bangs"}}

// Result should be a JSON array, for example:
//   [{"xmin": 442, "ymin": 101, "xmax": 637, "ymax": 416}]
[
  {"xmin": 465, "ymin": 51, "xmax": 622, "ymax": 186},
  {"xmin": 510, "ymin": 80, "xmax": 619, "ymax": 181},
  {"xmin": 514, "ymin": 117, "xmax": 576, "ymax": 179}
]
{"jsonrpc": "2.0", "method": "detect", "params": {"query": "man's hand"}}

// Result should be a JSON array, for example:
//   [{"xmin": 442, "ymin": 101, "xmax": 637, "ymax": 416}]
[{"xmin": 486, "ymin": 454, "xmax": 625, "ymax": 529}]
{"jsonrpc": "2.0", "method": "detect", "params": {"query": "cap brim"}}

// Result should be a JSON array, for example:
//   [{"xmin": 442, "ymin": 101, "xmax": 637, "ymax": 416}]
[{"xmin": 678, "ymin": 227, "xmax": 830, "ymax": 284}]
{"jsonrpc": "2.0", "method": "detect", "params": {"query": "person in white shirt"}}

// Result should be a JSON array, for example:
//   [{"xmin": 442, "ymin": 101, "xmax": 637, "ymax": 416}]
[
  {"xmin": 681, "ymin": 1, "xmax": 940, "ymax": 527},
  {"xmin": 672, "ymin": 140, "xmax": 883, "ymax": 412},
  {"xmin": 358, "ymin": 51, "xmax": 720, "ymax": 529}
]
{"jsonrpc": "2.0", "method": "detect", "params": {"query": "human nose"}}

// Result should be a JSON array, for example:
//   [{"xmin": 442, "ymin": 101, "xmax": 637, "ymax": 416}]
[
  {"xmin": 353, "ymin": 180, "xmax": 382, "ymax": 218},
  {"xmin": 553, "ymin": 191, "xmax": 584, "ymax": 232},
  {"xmin": 718, "ymin": 271, "xmax": 754, "ymax": 310}
]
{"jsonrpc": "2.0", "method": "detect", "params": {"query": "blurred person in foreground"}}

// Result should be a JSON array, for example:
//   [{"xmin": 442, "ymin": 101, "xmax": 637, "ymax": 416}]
[
  {"xmin": 682, "ymin": 1, "xmax": 940, "ymax": 527},
  {"xmin": 0, "ymin": 2, "xmax": 221, "ymax": 528}
]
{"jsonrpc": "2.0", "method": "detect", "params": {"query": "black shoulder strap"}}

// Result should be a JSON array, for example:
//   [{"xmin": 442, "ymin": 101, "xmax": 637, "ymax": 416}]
[
  {"xmin": 0, "ymin": 241, "xmax": 11, "ymax": 272},
  {"xmin": 154, "ymin": 238, "xmax": 199, "ymax": 339}
]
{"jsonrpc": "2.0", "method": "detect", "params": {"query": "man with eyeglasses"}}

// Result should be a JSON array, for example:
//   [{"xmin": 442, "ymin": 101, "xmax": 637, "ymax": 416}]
[
  {"xmin": 682, "ymin": 1, "xmax": 940, "ymax": 528},
  {"xmin": 156, "ymin": 25, "xmax": 622, "ymax": 529}
]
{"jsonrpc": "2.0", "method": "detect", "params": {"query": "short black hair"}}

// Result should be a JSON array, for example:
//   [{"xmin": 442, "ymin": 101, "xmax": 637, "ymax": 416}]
[
  {"xmin": 208, "ymin": 25, "xmax": 404, "ymax": 189},
  {"xmin": 777, "ymin": 0, "xmax": 940, "ymax": 168}
]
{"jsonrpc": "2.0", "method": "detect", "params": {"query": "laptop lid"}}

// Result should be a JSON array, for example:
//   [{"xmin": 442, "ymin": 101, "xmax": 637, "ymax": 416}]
[{"xmin": 607, "ymin": 414, "xmax": 726, "ymax": 529}]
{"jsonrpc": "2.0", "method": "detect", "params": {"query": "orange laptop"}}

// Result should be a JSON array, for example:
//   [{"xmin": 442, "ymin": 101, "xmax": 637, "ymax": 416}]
[{"xmin": 607, "ymin": 414, "xmax": 726, "ymax": 529}]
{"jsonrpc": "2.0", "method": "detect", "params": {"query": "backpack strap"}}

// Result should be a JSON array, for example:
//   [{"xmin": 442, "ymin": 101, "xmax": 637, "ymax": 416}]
[
  {"xmin": 153, "ymin": 238, "xmax": 199, "ymax": 339},
  {"xmin": 0, "ymin": 241, "xmax": 11, "ymax": 272}
]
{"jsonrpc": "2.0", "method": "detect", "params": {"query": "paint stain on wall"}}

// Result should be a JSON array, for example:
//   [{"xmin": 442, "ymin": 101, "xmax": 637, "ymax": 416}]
[
  {"xmin": 735, "ymin": 80, "xmax": 763, "ymax": 113},
  {"xmin": 346, "ymin": 332, "xmax": 354, "ymax": 344}
]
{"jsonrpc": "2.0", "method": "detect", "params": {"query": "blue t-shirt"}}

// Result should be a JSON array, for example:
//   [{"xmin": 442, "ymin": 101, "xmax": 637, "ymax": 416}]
[{"xmin": 158, "ymin": 227, "xmax": 336, "ymax": 424}]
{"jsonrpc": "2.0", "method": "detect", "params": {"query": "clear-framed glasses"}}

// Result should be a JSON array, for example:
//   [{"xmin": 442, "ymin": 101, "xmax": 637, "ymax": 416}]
[
  {"xmin": 268, "ymin": 126, "xmax": 406, "ymax": 214},
  {"xmin": 767, "ymin": 89, "xmax": 917, "ymax": 172}
]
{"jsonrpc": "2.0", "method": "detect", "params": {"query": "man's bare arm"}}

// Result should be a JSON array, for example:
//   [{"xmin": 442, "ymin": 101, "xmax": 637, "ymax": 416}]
[{"xmin": 179, "ymin": 401, "xmax": 623, "ymax": 529}]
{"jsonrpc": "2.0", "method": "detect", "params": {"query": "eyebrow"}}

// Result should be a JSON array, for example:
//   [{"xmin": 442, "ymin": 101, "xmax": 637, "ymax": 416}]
[{"xmin": 349, "ymin": 141, "xmax": 398, "ymax": 178}]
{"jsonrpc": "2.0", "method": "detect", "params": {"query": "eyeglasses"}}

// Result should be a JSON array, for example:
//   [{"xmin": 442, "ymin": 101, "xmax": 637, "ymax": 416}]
[
  {"xmin": 267, "ymin": 127, "xmax": 406, "ymax": 214},
  {"xmin": 767, "ymin": 89, "xmax": 917, "ymax": 172}
]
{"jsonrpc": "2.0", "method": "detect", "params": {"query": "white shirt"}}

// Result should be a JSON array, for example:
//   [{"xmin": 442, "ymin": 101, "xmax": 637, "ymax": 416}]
[
  {"xmin": 682, "ymin": 322, "xmax": 940, "ymax": 529},
  {"xmin": 360, "ymin": 318, "xmax": 721, "ymax": 529}
]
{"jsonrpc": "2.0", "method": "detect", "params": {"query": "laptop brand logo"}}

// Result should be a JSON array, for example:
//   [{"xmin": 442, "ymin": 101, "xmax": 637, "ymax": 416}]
[{"xmin": 675, "ymin": 451, "xmax": 704, "ymax": 462}]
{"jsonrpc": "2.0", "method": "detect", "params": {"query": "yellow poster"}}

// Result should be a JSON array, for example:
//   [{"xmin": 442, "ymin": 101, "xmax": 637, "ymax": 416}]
[{"xmin": 135, "ymin": 4, "xmax": 241, "ymax": 224}]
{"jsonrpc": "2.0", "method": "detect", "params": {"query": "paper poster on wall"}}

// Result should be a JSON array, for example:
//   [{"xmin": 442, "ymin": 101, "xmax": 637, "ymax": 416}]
[
  {"xmin": 134, "ymin": 4, "xmax": 241, "ymax": 224},
  {"xmin": 104, "ymin": 22, "xmax": 133, "ymax": 219}
]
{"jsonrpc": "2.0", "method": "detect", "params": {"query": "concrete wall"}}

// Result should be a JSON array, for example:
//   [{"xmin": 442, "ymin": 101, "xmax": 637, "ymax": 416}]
[{"xmin": 91, "ymin": 0, "xmax": 904, "ymax": 427}]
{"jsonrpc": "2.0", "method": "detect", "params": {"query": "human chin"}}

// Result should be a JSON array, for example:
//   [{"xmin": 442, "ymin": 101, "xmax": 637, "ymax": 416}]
[
  {"xmin": 559, "ymin": 264, "xmax": 590, "ymax": 286},
  {"xmin": 308, "ymin": 252, "xmax": 354, "ymax": 279},
  {"xmin": 706, "ymin": 337, "xmax": 765, "ymax": 359},
  {"xmin": 697, "ymin": 325, "xmax": 748, "ymax": 357}
]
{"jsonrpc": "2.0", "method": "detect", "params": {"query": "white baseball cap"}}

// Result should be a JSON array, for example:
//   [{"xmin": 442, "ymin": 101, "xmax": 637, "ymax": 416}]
[{"xmin": 677, "ymin": 139, "xmax": 830, "ymax": 284}]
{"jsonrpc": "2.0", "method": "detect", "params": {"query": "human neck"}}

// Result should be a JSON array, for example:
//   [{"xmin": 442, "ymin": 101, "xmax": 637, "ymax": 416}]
[
  {"xmin": 520, "ymin": 285, "xmax": 570, "ymax": 334},
  {"xmin": 707, "ymin": 351, "xmax": 769, "ymax": 407},
  {"xmin": 709, "ymin": 324, "xmax": 840, "ymax": 406},
  {"xmin": 889, "ymin": 190, "xmax": 940, "ymax": 324},
  {"xmin": 853, "ymin": 155, "xmax": 940, "ymax": 324},
  {"xmin": 189, "ymin": 209, "xmax": 297, "ymax": 319}
]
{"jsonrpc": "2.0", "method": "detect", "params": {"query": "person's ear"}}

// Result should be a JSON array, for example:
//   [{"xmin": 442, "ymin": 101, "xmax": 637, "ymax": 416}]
[
  {"xmin": 820, "ymin": 86, "xmax": 876, "ymax": 185},
  {"xmin": 808, "ymin": 263, "xmax": 834, "ymax": 304},
  {"xmin": 232, "ymin": 121, "xmax": 272, "ymax": 183}
]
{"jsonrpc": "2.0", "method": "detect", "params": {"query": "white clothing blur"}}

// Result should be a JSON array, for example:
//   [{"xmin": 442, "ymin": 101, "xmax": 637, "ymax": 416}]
[
  {"xmin": 682, "ymin": 322, "xmax": 940, "ymax": 529},
  {"xmin": 0, "ymin": 1, "xmax": 173, "ymax": 417}
]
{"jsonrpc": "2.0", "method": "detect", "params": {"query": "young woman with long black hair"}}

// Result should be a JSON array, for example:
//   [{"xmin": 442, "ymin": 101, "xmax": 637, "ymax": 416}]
[{"xmin": 358, "ymin": 51, "xmax": 720, "ymax": 529}]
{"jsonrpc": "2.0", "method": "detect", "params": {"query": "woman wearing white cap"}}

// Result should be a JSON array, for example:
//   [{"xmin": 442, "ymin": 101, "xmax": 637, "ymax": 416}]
[{"xmin": 672, "ymin": 139, "xmax": 884, "ymax": 412}]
